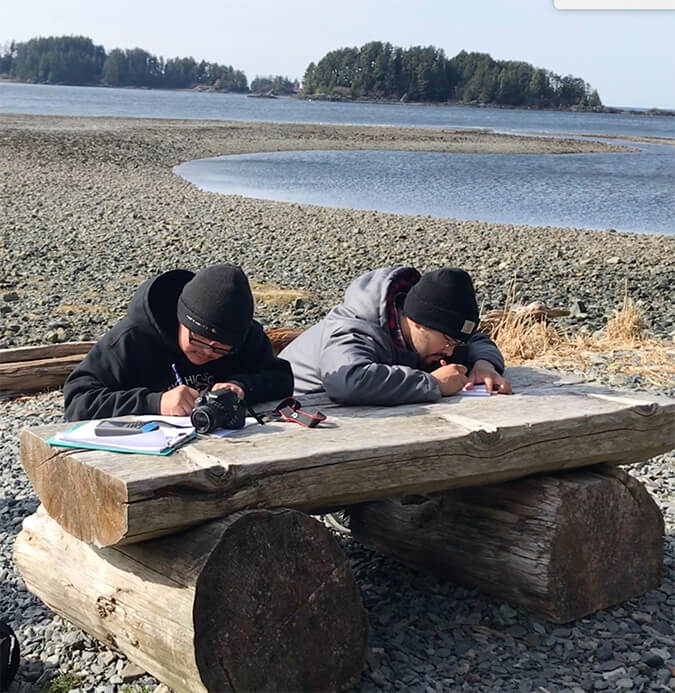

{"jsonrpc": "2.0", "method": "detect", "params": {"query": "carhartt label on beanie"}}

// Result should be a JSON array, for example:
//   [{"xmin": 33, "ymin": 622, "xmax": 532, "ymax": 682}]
[
  {"xmin": 403, "ymin": 268, "xmax": 479, "ymax": 341},
  {"xmin": 177, "ymin": 264, "xmax": 254, "ymax": 348}
]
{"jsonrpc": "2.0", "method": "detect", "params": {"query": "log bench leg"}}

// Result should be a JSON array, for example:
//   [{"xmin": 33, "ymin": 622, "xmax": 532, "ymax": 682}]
[
  {"xmin": 14, "ymin": 506, "xmax": 367, "ymax": 693},
  {"xmin": 350, "ymin": 464, "xmax": 664, "ymax": 623}
]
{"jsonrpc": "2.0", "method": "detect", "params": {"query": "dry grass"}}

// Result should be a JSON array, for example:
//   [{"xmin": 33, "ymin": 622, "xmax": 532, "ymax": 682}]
[
  {"xmin": 250, "ymin": 282, "xmax": 313, "ymax": 307},
  {"xmin": 602, "ymin": 291, "xmax": 646, "ymax": 343},
  {"xmin": 485, "ymin": 287, "xmax": 674, "ymax": 389}
]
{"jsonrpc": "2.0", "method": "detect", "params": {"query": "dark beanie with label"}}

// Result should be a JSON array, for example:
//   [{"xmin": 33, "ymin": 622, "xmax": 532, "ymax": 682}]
[
  {"xmin": 403, "ymin": 268, "xmax": 479, "ymax": 342},
  {"xmin": 177, "ymin": 264, "xmax": 254, "ymax": 348}
]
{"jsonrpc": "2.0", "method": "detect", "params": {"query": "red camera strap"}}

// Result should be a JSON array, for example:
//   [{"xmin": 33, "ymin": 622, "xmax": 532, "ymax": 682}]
[{"xmin": 269, "ymin": 397, "xmax": 327, "ymax": 428}]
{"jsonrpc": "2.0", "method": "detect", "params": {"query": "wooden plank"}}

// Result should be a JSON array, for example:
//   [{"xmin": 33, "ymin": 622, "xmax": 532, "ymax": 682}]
[
  {"xmin": 0, "ymin": 341, "xmax": 95, "ymax": 364},
  {"xmin": 20, "ymin": 367, "xmax": 675, "ymax": 547},
  {"xmin": 350, "ymin": 465, "xmax": 664, "ymax": 623},
  {"xmin": 14, "ymin": 506, "xmax": 366, "ymax": 693},
  {"xmin": 0, "ymin": 353, "xmax": 89, "ymax": 394}
]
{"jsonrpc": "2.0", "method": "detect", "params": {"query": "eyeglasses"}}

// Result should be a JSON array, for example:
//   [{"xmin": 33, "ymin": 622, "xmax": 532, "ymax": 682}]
[
  {"xmin": 188, "ymin": 330, "xmax": 236, "ymax": 356},
  {"xmin": 441, "ymin": 334, "xmax": 463, "ymax": 350}
]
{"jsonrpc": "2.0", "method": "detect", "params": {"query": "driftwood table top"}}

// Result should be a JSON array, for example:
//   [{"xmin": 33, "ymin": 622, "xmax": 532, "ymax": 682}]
[{"xmin": 20, "ymin": 366, "xmax": 675, "ymax": 547}]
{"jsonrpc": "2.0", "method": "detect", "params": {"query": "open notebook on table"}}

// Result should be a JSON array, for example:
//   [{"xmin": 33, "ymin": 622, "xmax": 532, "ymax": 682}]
[{"xmin": 47, "ymin": 416, "xmax": 197, "ymax": 456}]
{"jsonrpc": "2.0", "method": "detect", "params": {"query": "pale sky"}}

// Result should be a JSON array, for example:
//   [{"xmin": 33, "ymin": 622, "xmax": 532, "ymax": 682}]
[{"xmin": 3, "ymin": 0, "xmax": 674, "ymax": 109}]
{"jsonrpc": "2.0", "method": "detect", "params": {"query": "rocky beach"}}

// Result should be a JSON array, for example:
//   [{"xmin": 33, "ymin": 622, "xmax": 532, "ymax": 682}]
[{"xmin": 1, "ymin": 113, "xmax": 674, "ymax": 692}]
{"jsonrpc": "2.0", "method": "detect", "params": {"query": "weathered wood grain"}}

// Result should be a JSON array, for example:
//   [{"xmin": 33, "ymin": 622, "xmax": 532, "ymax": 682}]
[
  {"xmin": 350, "ymin": 464, "xmax": 664, "ymax": 623},
  {"xmin": 14, "ymin": 506, "xmax": 367, "ymax": 693},
  {"xmin": 0, "ymin": 342, "xmax": 96, "ymax": 364},
  {"xmin": 0, "ymin": 353, "xmax": 89, "ymax": 394},
  {"xmin": 20, "ymin": 367, "xmax": 675, "ymax": 547}
]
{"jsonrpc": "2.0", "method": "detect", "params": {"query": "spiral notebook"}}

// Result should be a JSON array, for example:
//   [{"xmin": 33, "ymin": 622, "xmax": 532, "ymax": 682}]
[{"xmin": 47, "ymin": 417, "xmax": 196, "ymax": 456}]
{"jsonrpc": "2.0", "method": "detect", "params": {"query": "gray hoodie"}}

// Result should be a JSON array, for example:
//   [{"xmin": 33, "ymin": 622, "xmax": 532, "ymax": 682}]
[{"xmin": 280, "ymin": 266, "xmax": 504, "ymax": 405}]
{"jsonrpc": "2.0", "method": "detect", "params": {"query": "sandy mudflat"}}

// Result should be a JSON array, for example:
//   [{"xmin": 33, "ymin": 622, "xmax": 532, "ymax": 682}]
[{"xmin": 0, "ymin": 113, "xmax": 672, "ymax": 349}]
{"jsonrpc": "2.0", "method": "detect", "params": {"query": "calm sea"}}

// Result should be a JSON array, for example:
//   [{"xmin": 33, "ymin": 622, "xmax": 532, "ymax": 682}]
[
  {"xmin": 175, "ymin": 145, "xmax": 674, "ymax": 235},
  {"xmin": 2, "ymin": 82, "xmax": 674, "ymax": 234}
]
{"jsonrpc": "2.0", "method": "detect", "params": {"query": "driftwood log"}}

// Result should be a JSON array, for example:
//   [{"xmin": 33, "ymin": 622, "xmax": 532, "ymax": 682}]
[
  {"xmin": 0, "ymin": 329, "xmax": 304, "ymax": 396},
  {"xmin": 0, "ymin": 342, "xmax": 96, "ymax": 395},
  {"xmin": 0, "ymin": 341, "xmax": 97, "ymax": 364},
  {"xmin": 350, "ymin": 464, "xmax": 664, "ymax": 623},
  {"xmin": 20, "ymin": 368, "xmax": 675, "ymax": 547},
  {"xmin": 14, "ymin": 506, "xmax": 367, "ymax": 693}
]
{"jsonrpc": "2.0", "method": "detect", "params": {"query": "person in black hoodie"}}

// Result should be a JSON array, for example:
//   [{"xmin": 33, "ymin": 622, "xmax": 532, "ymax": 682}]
[{"xmin": 63, "ymin": 264, "xmax": 293, "ymax": 421}]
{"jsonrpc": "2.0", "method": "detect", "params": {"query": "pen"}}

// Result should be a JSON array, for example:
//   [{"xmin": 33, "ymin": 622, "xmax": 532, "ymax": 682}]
[{"xmin": 171, "ymin": 363, "xmax": 184, "ymax": 386}]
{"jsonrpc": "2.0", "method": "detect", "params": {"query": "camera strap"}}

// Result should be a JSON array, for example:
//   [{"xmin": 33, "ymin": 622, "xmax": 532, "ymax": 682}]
[
  {"xmin": 266, "ymin": 397, "xmax": 327, "ymax": 428},
  {"xmin": 245, "ymin": 403, "xmax": 267, "ymax": 426}
]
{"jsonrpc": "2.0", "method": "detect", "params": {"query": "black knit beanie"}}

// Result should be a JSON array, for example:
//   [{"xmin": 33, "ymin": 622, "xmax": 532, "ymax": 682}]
[
  {"xmin": 176, "ymin": 264, "xmax": 254, "ymax": 348},
  {"xmin": 403, "ymin": 268, "xmax": 479, "ymax": 342}
]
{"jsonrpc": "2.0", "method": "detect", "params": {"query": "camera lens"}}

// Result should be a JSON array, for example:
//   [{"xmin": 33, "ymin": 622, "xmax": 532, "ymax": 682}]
[{"xmin": 191, "ymin": 408, "xmax": 215, "ymax": 434}]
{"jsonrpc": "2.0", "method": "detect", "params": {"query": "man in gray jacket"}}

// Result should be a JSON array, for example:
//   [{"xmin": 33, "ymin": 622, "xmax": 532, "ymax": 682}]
[{"xmin": 280, "ymin": 265, "xmax": 511, "ymax": 405}]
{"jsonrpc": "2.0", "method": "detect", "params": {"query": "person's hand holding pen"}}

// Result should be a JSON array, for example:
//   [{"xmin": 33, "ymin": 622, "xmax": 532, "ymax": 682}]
[
  {"xmin": 160, "ymin": 363, "xmax": 199, "ymax": 416},
  {"xmin": 160, "ymin": 386, "xmax": 199, "ymax": 416}
]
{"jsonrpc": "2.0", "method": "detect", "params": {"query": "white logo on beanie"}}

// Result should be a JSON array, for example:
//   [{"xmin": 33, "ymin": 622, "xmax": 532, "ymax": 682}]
[
  {"xmin": 461, "ymin": 320, "xmax": 476, "ymax": 335},
  {"xmin": 185, "ymin": 314, "xmax": 207, "ymax": 330}
]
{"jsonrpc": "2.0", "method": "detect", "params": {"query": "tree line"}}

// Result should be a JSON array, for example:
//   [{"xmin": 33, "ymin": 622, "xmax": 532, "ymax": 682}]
[
  {"xmin": 0, "ymin": 35, "xmax": 602, "ymax": 108},
  {"xmin": 250, "ymin": 75, "xmax": 298, "ymax": 95},
  {"xmin": 303, "ymin": 42, "xmax": 602, "ymax": 109},
  {"xmin": 0, "ymin": 36, "xmax": 254, "ymax": 92}
]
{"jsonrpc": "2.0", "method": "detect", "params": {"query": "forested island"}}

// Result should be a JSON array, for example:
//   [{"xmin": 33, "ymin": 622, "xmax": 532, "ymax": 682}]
[
  {"xmin": 2, "ymin": 34, "xmax": 668, "ymax": 113},
  {"xmin": 303, "ymin": 42, "xmax": 602, "ymax": 110}
]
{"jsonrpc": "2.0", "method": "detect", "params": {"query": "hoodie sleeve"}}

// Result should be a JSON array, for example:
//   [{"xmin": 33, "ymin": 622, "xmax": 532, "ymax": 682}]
[
  {"xmin": 63, "ymin": 332, "xmax": 163, "ymax": 421},
  {"xmin": 220, "ymin": 323, "xmax": 294, "ymax": 405},
  {"xmin": 319, "ymin": 322, "xmax": 442, "ymax": 406},
  {"xmin": 459, "ymin": 332, "xmax": 505, "ymax": 374}
]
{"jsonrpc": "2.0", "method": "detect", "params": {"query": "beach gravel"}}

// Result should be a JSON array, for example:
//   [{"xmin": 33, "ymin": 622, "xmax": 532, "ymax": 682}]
[{"xmin": 0, "ymin": 113, "xmax": 673, "ymax": 692}]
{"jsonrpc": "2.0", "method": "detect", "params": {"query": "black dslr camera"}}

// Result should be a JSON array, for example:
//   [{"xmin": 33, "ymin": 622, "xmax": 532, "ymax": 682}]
[{"xmin": 190, "ymin": 388, "xmax": 246, "ymax": 434}]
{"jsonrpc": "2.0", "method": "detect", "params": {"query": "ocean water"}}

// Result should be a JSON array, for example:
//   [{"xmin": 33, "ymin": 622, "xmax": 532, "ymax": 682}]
[
  {"xmin": 175, "ymin": 145, "xmax": 675, "ymax": 235},
  {"xmin": 2, "ymin": 81, "xmax": 675, "ymax": 139},
  {"xmin": 3, "ymin": 82, "xmax": 674, "ymax": 234}
]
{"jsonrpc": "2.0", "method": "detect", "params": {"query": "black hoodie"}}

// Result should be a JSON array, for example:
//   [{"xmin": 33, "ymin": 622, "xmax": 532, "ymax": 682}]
[{"xmin": 63, "ymin": 269, "xmax": 293, "ymax": 421}]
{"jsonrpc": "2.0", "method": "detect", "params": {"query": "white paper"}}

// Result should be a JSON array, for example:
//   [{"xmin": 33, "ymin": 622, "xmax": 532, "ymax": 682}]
[
  {"xmin": 141, "ymin": 414, "xmax": 261, "ymax": 438},
  {"xmin": 137, "ymin": 415, "xmax": 193, "ymax": 427},
  {"xmin": 209, "ymin": 418, "xmax": 259, "ymax": 438},
  {"xmin": 458, "ymin": 386, "xmax": 493, "ymax": 397}
]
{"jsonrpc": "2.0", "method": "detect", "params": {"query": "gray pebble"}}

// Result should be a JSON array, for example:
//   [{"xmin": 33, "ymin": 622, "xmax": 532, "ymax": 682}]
[{"xmin": 645, "ymin": 653, "xmax": 665, "ymax": 667}]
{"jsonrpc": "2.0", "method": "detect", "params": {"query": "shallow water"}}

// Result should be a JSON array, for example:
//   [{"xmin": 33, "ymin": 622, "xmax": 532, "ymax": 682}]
[{"xmin": 175, "ymin": 145, "xmax": 675, "ymax": 235}]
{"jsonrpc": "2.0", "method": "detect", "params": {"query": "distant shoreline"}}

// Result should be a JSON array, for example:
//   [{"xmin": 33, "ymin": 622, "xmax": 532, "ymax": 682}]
[
  {"xmin": 295, "ymin": 92, "xmax": 675, "ymax": 117},
  {"xmin": 1, "ymin": 77, "xmax": 674, "ymax": 117}
]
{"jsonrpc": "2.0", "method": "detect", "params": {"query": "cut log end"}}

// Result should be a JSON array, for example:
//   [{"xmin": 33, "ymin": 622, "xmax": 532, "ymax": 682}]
[
  {"xmin": 194, "ymin": 510, "xmax": 367, "ymax": 692},
  {"xmin": 14, "ymin": 507, "xmax": 367, "ymax": 693},
  {"xmin": 548, "ymin": 466, "xmax": 664, "ymax": 621}
]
